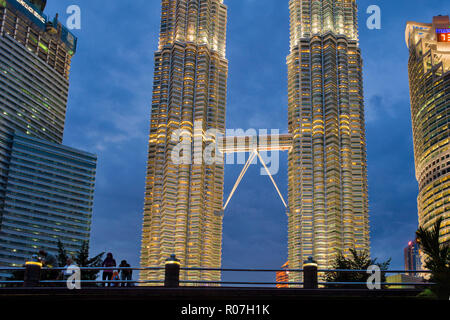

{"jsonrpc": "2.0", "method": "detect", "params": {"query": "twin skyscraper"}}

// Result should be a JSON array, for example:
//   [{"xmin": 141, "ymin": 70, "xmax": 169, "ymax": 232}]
[
  {"xmin": 0, "ymin": 0, "xmax": 446, "ymax": 285},
  {"xmin": 140, "ymin": 0, "xmax": 370, "ymax": 284}
]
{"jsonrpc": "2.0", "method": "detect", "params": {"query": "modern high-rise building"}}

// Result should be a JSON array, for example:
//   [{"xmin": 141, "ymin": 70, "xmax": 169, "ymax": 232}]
[
  {"xmin": 405, "ymin": 15, "xmax": 450, "ymax": 246},
  {"xmin": 404, "ymin": 240, "xmax": 421, "ymax": 275},
  {"xmin": 0, "ymin": 0, "xmax": 96, "ymax": 277},
  {"xmin": 286, "ymin": 0, "xmax": 370, "ymax": 279},
  {"xmin": 140, "ymin": 0, "xmax": 228, "ymax": 283},
  {"xmin": 1, "ymin": 131, "xmax": 96, "ymax": 269}
]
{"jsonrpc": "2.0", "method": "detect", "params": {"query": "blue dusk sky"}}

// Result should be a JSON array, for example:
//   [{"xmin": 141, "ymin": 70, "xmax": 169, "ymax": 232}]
[{"xmin": 43, "ymin": 0, "xmax": 446, "ymax": 281}]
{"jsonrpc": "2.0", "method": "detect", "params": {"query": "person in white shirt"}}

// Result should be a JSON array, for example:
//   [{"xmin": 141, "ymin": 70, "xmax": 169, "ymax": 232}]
[{"xmin": 62, "ymin": 257, "xmax": 77, "ymax": 280}]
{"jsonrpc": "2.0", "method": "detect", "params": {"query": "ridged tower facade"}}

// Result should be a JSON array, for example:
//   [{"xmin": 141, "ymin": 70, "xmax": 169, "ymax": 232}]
[
  {"xmin": 140, "ymin": 0, "xmax": 228, "ymax": 283},
  {"xmin": 405, "ymin": 16, "xmax": 450, "ymax": 245},
  {"xmin": 286, "ymin": 0, "xmax": 370, "ymax": 280}
]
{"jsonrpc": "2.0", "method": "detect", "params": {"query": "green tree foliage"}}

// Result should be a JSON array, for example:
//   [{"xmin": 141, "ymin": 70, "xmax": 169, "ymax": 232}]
[
  {"xmin": 416, "ymin": 218, "xmax": 450, "ymax": 299},
  {"xmin": 7, "ymin": 241, "xmax": 104, "ymax": 287},
  {"xmin": 56, "ymin": 240, "xmax": 104, "ymax": 283},
  {"xmin": 73, "ymin": 241, "xmax": 105, "ymax": 282},
  {"xmin": 325, "ymin": 248, "xmax": 391, "ymax": 289},
  {"xmin": 57, "ymin": 240, "xmax": 68, "ymax": 267}
]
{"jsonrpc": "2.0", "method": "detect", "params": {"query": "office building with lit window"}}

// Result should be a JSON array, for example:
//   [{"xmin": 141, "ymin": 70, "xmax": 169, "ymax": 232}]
[
  {"xmin": 0, "ymin": 0, "xmax": 96, "ymax": 277},
  {"xmin": 405, "ymin": 15, "xmax": 450, "ymax": 246},
  {"xmin": 140, "ymin": 0, "xmax": 228, "ymax": 283},
  {"xmin": 287, "ymin": 0, "xmax": 370, "ymax": 281},
  {"xmin": 404, "ymin": 240, "xmax": 422, "ymax": 275},
  {"xmin": 1, "ymin": 131, "xmax": 96, "ymax": 269}
]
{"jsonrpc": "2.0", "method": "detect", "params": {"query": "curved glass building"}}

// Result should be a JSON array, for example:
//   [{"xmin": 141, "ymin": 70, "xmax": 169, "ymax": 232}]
[{"xmin": 406, "ymin": 15, "xmax": 450, "ymax": 245}]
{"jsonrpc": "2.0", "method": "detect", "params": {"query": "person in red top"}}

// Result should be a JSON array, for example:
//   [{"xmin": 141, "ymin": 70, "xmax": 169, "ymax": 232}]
[{"xmin": 101, "ymin": 253, "xmax": 116, "ymax": 287}]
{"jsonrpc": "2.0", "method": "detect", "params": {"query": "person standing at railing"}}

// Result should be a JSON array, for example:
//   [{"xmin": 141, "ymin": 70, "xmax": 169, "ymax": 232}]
[
  {"xmin": 101, "ymin": 253, "xmax": 116, "ymax": 287},
  {"xmin": 119, "ymin": 260, "xmax": 132, "ymax": 287},
  {"xmin": 38, "ymin": 250, "xmax": 57, "ymax": 268},
  {"xmin": 60, "ymin": 257, "xmax": 77, "ymax": 281},
  {"xmin": 38, "ymin": 250, "xmax": 59, "ymax": 285}
]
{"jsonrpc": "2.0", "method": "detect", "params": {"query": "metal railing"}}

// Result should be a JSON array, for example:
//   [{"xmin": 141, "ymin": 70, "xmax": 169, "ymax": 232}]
[{"xmin": 0, "ymin": 261, "xmax": 435, "ymax": 289}]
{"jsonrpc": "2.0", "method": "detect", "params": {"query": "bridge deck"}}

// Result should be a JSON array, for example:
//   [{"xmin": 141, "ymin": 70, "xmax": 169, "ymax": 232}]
[{"xmin": 219, "ymin": 134, "xmax": 292, "ymax": 153}]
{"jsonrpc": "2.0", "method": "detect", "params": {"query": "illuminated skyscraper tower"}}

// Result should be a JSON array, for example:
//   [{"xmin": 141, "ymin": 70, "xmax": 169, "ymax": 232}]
[
  {"xmin": 140, "ymin": 0, "xmax": 228, "ymax": 283},
  {"xmin": 406, "ymin": 15, "xmax": 450, "ymax": 245},
  {"xmin": 0, "ymin": 0, "xmax": 96, "ymax": 277},
  {"xmin": 404, "ymin": 240, "xmax": 421, "ymax": 275},
  {"xmin": 287, "ymin": 0, "xmax": 370, "ymax": 279}
]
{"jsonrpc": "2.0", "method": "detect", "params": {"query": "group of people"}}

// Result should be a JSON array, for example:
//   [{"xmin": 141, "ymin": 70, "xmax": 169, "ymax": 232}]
[
  {"xmin": 101, "ymin": 253, "xmax": 134, "ymax": 287},
  {"xmin": 34, "ymin": 250, "xmax": 133, "ymax": 287}
]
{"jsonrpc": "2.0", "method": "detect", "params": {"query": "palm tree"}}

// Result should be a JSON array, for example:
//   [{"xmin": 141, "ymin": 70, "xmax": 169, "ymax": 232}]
[
  {"xmin": 416, "ymin": 217, "xmax": 450, "ymax": 299},
  {"xmin": 325, "ymin": 248, "xmax": 391, "ymax": 289}
]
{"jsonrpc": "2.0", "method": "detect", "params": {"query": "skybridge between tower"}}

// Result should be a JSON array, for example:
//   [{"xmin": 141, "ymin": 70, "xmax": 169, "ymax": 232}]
[
  {"xmin": 218, "ymin": 134, "xmax": 293, "ymax": 215},
  {"xmin": 219, "ymin": 134, "xmax": 293, "ymax": 154}
]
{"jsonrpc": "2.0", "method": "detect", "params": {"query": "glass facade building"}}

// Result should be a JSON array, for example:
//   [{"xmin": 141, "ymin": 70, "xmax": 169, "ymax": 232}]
[
  {"xmin": 0, "ymin": 131, "xmax": 96, "ymax": 270},
  {"xmin": 404, "ymin": 240, "xmax": 421, "ymax": 275},
  {"xmin": 0, "ymin": 0, "xmax": 96, "ymax": 276},
  {"xmin": 140, "ymin": 0, "xmax": 228, "ymax": 283},
  {"xmin": 287, "ymin": 0, "xmax": 370, "ymax": 280},
  {"xmin": 406, "ymin": 15, "xmax": 450, "ymax": 245}
]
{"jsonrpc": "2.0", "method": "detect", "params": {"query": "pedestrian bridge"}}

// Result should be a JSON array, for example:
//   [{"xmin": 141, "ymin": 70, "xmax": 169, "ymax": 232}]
[
  {"xmin": 217, "ymin": 134, "xmax": 293, "ymax": 213},
  {"xmin": 219, "ymin": 134, "xmax": 293, "ymax": 153}
]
